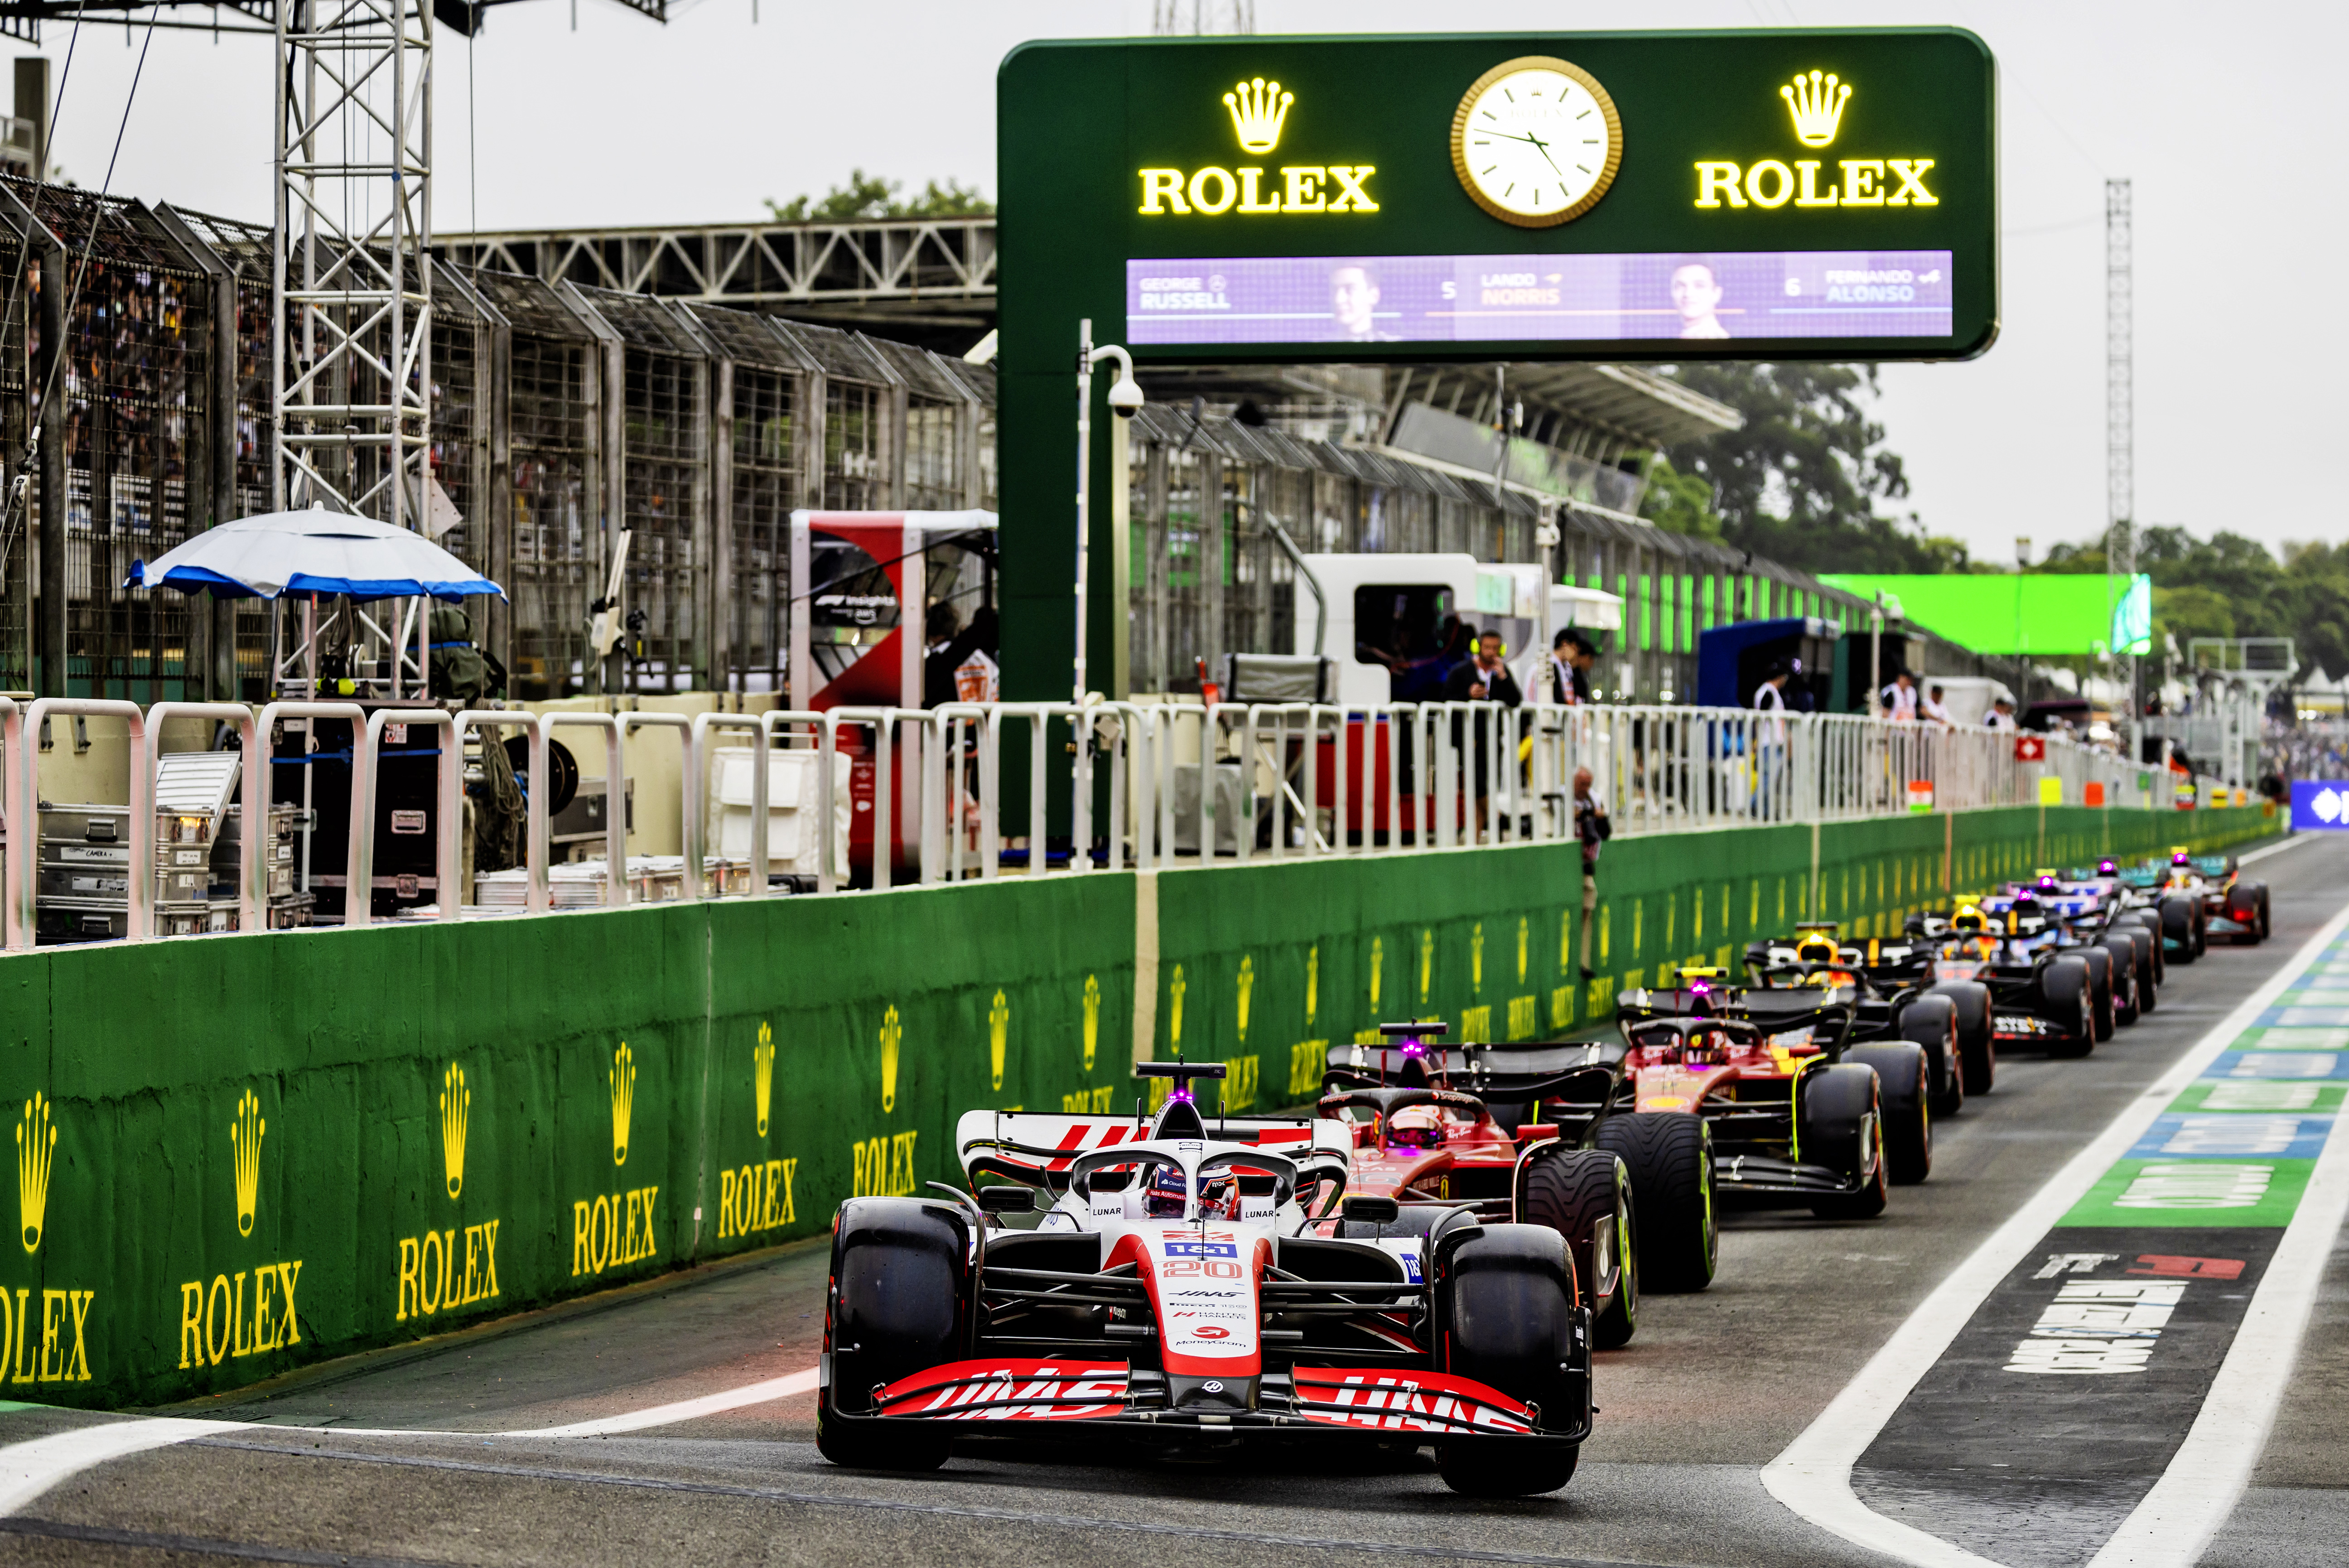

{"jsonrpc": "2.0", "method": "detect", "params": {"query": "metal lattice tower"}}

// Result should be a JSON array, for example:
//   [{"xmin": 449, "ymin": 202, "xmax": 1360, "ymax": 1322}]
[
  {"xmin": 2106, "ymin": 177, "xmax": 2134, "ymax": 716},
  {"xmin": 274, "ymin": 0, "xmax": 434, "ymax": 527},
  {"xmin": 1152, "ymin": 0, "xmax": 1254, "ymax": 34}
]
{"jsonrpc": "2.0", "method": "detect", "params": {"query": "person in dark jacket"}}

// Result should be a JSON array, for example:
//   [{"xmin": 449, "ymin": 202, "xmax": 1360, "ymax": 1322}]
[{"xmin": 1444, "ymin": 628, "xmax": 1522, "ymax": 835}]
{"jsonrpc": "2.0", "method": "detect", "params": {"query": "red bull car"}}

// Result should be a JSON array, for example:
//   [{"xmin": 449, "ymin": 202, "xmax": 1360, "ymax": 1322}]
[
  {"xmin": 1742, "ymin": 924, "xmax": 1984, "ymax": 1110},
  {"xmin": 817, "ymin": 1062, "xmax": 1593, "ymax": 1497},
  {"xmin": 1905, "ymin": 899, "xmax": 2098, "ymax": 1057}
]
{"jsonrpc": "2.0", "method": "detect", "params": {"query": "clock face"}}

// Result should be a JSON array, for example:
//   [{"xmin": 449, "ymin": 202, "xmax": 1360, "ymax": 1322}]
[{"xmin": 1451, "ymin": 57, "xmax": 1623, "ymax": 228}]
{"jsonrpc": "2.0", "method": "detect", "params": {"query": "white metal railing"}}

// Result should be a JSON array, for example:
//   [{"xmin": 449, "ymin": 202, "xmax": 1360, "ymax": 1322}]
[{"xmin": 0, "ymin": 698, "xmax": 2162, "ymax": 950}]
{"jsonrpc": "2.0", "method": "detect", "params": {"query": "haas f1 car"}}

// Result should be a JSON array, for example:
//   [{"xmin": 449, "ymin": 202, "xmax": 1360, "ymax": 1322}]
[{"xmin": 818, "ymin": 1062, "xmax": 1594, "ymax": 1496}]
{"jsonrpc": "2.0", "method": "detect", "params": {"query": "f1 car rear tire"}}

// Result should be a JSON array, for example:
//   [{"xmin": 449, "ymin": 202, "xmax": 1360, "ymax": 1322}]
[
  {"xmin": 2042, "ymin": 955, "xmax": 2096, "ymax": 1059},
  {"xmin": 2079, "ymin": 945, "xmax": 2117, "ymax": 1042},
  {"xmin": 1847, "ymin": 1042, "xmax": 1931, "ymax": 1185},
  {"xmin": 1435, "ymin": 1225, "xmax": 1583, "ymax": 1496},
  {"xmin": 2117, "ymin": 909, "xmax": 2166, "ymax": 988},
  {"xmin": 2113, "ymin": 924, "xmax": 2157, "ymax": 1015},
  {"xmin": 1521, "ymin": 1149, "xmax": 1638, "ymax": 1350},
  {"xmin": 2161, "ymin": 895, "xmax": 2199, "ymax": 965},
  {"xmin": 1896, "ymin": 994, "xmax": 1963, "ymax": 1118},
  {"xmin": 2102, "ymin": 935, "xmax": 2142, "ymax": 1026},
  {"xmin": 1593, "ymin": 1112, "xmax": 1716, "ymax": 1293},
  {"xmin": 1927, "ymin": 981, "xmax": 1995, "ymax": 1096},
  {"xmin": 1802, "ymin": 1064, "xmax": 1889, "ymax": 1220},
  {"xmin": 2230, "ymin": 881, "xmax": 2271, "ymax": 944}
]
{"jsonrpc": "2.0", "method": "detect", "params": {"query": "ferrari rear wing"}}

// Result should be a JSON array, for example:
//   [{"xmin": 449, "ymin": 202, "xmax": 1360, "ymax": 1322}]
[{"xmin": 1321, "ymin": 1040, "xmax": 1622, "ymax": 1105}]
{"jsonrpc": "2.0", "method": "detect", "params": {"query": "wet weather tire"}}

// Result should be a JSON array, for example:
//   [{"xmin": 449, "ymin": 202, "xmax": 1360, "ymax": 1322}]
[{"xmin": 1594, "ymin": 1112, "xmax": 1716, "ymax": 1293}]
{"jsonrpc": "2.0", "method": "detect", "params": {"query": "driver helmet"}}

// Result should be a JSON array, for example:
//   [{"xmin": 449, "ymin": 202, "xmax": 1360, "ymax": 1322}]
[
  {"xmin": 1199, "ymin": 1171, "xmax": 1240, "ymax": 1220},
  {"xmin": 2035, "ymin": 870, "xmax": 2061, "ymax": 893},
  {"xmin": 1952, "ymin": 903, "xmax": 1996, "ymax": 936},
  {"xmin": 1144, "ymin": 1163, "xmax": 1189, "ymax": 1219},
  {"xmin": 2171, "ymin": 848, "xmax": 2192, "ymax": 867},
  {"xmin": 2097, "ymin": 858, "xmax": 2119, "ymax": 876},
  {"xmin": 1388, "ymin": 1105, "xmax": 1446, "ymax": 1152},
  {"xmin": 1795, "ymin": 932, "xmax": 1839, "ymax": 965}
]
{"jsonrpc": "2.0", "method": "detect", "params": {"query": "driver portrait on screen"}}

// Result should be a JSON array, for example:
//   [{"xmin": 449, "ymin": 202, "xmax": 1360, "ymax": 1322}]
[
  {"xmin": 1330, "ymin": 261, "xmax": 1399, "ymax": 342},
  {"xmin": 1670, "ymin": 259, "xmax": 1731, "ymax": 339}
]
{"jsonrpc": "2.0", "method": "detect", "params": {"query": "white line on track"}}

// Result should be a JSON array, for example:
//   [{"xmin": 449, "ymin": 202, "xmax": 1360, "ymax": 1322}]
[
  {"xmin": 0, "ymin": 1365, "xmax": 823, "ymax": 1516},
  {"xmin": 2238, "ymin": 833, "xmax": 2318, "ymax": 866},
  {"xmin": 1760, "ymin": 894, "xmax": 2349, "ymax": 1568}
]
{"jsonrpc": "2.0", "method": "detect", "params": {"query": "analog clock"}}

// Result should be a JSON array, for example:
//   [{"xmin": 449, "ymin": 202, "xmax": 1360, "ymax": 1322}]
[{"xmin": 1451, "ymin": 57, "xmax": 1623, "ymax": 228}]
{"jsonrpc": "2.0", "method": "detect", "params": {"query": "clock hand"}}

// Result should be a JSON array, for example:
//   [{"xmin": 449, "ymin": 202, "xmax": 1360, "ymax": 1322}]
[{"xmin": 1521, "ymin": 130, "xmax": 1565, "ymax": 177}]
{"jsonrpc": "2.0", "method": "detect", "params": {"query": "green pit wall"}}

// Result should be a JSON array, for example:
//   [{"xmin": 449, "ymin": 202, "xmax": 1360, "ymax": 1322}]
[{"xmin": 0, "ymin": 803, "xmax": 2277, "ymax": 1407}]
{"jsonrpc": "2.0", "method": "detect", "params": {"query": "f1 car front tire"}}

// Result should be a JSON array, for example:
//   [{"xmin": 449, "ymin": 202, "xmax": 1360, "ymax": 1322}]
[
  {"xmin": 1434, "ymin": 1225, "xmax": 1583, "ymax": 1496},
  {"xmin": 1847, "ymin": 1042, "xmax": 1931, "ymax": 1185},
  {"xmin": 1802, "ymin": 1064, "xmax": 1889, "ymax": 1220},
  {"xmin": 1927, "ymin": 981, "xmax": 1995, "ymax": 1096},
  {"xmin": 1521, "ymin": 1149, "xmax": 1638, "ymax": 1350},
  {"xmin": 816, "ymin": 1198, "xmax": 966, "ymax": 1473},
  {"xmin": 1593, "ymin": 1112, "xmax": 1716, "ymax": 1293}
]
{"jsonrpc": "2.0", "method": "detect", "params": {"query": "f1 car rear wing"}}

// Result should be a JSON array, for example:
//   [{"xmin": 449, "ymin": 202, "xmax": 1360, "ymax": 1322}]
[
  {"xmin": 1617, "ymin": 985, "xmax": 1856, "ymax": 1051},
  {"xmin": 955, "ymin": 1108, "xmax": 1353, "ymax": 1190},
  {"xmin": 1321, "ymin": 1040, "xmax": 1622, "ymax": 1106}
]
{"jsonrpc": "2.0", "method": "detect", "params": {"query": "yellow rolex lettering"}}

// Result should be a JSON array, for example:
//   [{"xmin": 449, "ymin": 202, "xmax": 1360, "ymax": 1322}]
[
  {"xmin": 624, "ymin": 1189, "xmax": 643, "ymax": 1263},
  {"xmin": 593, "ymin": 1194, "xmax": 614, "ymax": 1272},
  {"xmin": 639, "ymin": 1187, "xmax": 659, "ymax": 1263},
  {"xmin": 1743, "ymin": 161, "xmax": 1794, "ymax": 208},
  {"xmin": 419, "ymin": 1230, "xmax": 444, "ymax": 1316},
  {"xmin": 1887, "ymin": 159, "xmax": 1938, "ymax": 205},
  {"xmin": 780, "ymin": 1159, "xmax": 797, "ymax": 1225},
  {"xmin": 571, "ymin": 1201, "xmax": 593, "ymax": 1276},
  {"xmin": 66, "ymin": 1292, "xmax": 90, "ymax": 1381},
  {"xmin": 38, "ymin": 1290, "xmax": 65, "ymax": 1380},
  {"xmin": 440, "ymin": 1229, "xmax": 455, "ymax": 1309},
  {"xmin": 229, "ymin": 1272, "xmax": 251, "ymax": 1359},
  {"xmin": 1187, "ymin": 167, "xmax": 1237, "ymax": 215},
  {"xmin": 278, "ymin": 1261, "xmax": 302, "ymax": 1343},
  {"xmin": 1281, "ymin": 165, "xmax": 1325, "ymax": 211},
  {"xmin": 398, "ymin": 1237, "xmax": 421, "ymax": 1319},
  {"xmin": 203, "ymin": 1277, "xmax": 230, "ymax": 1367},
  {"xmin": 1693, "ymin": 161, "xmax": 1748, "ymax": 208},
  {"xmin": 759, "ymin": 1161, "xmax": 780, "ymax": 1230},
  {"xmin": 253, "ymin": 1266, "xmax": 277, "ymax": 1351},
  {"xmin": 1235, "ymin": 167, "xmax": 1282, "ymax": 213},
  {"xmin": 1326, "ymin": 165, "xmax": 1377, "ymax": 212},
  {"xmin": 1138, "ymin": 169, "xmax": 1191, "ymax": 215},
  {"xmin": 1794, "ymin": 160, "xmax": 1838, "ymax": 207},
  {"xmin": 462, "ymin": 1225, "xmax": 482, "ymax": 1306},
  {"xmin": 177, "ymin": 1282, "xmax": 203, "ymax": 1368},
  {"xmin": 718, "ymin": 1168, "xmax": 737, "ymax": 1240},
  {"xmin": 479, "ymin": 1225, "xmax": 497, "ymax": 1301}
]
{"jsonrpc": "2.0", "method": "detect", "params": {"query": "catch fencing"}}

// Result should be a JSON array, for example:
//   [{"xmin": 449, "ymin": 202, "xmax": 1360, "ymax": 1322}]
[{"xmin": 2, "ymin": 694, "xmax": 2155, "ymax": 950}]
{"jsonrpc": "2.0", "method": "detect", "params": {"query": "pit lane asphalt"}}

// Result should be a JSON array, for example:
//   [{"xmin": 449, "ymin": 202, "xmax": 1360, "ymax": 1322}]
[{"xmin": 5, "ymin": 836, "xmax": 2346, "ymax": 1568}]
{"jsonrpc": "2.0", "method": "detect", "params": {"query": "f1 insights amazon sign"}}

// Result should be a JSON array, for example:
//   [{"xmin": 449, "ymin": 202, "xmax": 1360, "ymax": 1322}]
[{"xmin": 998, "ymin": 29, "xmax": 1998, "ymax": 366}]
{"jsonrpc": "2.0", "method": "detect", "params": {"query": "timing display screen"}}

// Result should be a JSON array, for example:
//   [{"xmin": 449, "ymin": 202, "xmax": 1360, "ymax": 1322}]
[{"xmin": 1126, "ymin": 249, "xmax": 1954, "ymax": 346}]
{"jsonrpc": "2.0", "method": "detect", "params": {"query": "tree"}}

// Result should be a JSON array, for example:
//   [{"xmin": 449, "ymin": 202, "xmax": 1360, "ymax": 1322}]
[
  {"xmin": 766, "ymin": 171, "xmax": 994, "ymax": 223},
  {"xmin": 1633, "ymin": 452, "xmax": 1724, "ymax": 541},
  {"xmin": 1656, "ymin": 363, "xmax": 1972, "ymax": 574}
]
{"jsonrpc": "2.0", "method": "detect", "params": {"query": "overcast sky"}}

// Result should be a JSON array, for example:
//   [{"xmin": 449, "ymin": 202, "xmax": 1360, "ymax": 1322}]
[{"xmin": 46, "ymin": 0, "xmax": 2339, "ymax": 564}]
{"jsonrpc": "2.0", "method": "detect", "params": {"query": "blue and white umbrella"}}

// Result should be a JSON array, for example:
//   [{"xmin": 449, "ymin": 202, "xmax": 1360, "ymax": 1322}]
[{"xmin": 125, "ymin": 507, "xmax": 504, "ymax": 602}]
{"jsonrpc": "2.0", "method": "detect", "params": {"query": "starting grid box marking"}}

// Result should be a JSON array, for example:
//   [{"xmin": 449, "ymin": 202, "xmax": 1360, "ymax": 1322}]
[
  {"xmin": 2202, "ymin": 1051, "xmax": 2349, "ymax": 1081},
  {"xmin": 2170, "ymin": 1081, "xmax": 2349, "ymax": 1114},
  {"xmin": 2263, "ymin": 1006, "xmax": 2349, "ymax": 1028},
  {"xmin": 2060, "ymin": 1158, "xmax": 2315, "ymax": 1228},
  {"xmin": 2233, "ymin": 1027, "xmax": 2349, "ymax": 1052},
  {"xmin": 2125, "ymin": 1114, "xmax": 2335, "ymax": 1161}
]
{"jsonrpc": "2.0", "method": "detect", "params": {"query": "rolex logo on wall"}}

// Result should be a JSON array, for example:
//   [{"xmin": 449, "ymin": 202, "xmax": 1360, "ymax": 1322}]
[
  {"xmin": 16, "ymin": 1093, "xmax": 53, "ymax": 1254},
  {"xmin": 231, "ymin": 1089, "xmax": 266, "ymax": 1238},
  {"xmin": 754, "ymin": 1022, "xmax": 776, "ymax": 1139},
  {"xmin": 1082, "ymin": 976, "xmax": 1101, "ymax": 1074},
  {"xmin": 989, "ymin": 990, "xmax": 1011, "ymax": 1092},
  {"xmin": 879, "ymin": 1006, "xmax": 902, "ymax": 1114},
  {"xmin": 1236, "ymin": 955, "xmax": 1255, "ymax": 1045},
  {"xmin": 440, "ymin": 1064, "xmax": 469, "ymax": 1200},
  {"xmin": 1306, "ymin": 946, "xmax": 1319, "ymax": 1028},
  {"xmin": 609, "ymin": 1043, "xmax": 636, "ymax": 1167},
  {"xmin": 1369, "ymin": 936, "xmax": 1383, "ymax": 1012}
]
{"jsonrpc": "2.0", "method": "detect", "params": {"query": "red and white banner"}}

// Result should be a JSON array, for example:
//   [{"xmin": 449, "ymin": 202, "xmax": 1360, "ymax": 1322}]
[{"xmin": 2015, "ymin": 735, "xmax": 2047, "ymax": 762}]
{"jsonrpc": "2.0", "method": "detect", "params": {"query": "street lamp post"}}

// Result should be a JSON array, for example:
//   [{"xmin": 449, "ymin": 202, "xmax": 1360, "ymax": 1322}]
[{"xmin": 1073, "ymin": 319, "xmax": 1143, "ymax": 704}]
